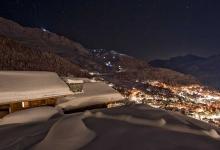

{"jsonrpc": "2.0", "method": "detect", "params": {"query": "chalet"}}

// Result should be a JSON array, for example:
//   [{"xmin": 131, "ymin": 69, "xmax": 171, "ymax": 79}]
[
  {"xmin": 57, "ymin": 81, "xmax": 125, "ymax": 111},
  {"xmin": 62, "ymin": 77, "xmax": 85, "ymax": 93},
  {"xmin": 0, "ymin": 71, "xmax": 74, "ymax": 116}
]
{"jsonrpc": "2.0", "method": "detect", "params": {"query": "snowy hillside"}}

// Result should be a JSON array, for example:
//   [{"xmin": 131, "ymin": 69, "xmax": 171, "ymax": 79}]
[{"xmin": 1, "ymin": 105, "xmax": 220, "ymax": 150}]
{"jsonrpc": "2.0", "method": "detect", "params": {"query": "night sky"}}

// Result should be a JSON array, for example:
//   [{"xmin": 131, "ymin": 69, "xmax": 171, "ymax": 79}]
[{"xmin": 1, "ymin": 0, "xmax": 220, "ymax": 60}]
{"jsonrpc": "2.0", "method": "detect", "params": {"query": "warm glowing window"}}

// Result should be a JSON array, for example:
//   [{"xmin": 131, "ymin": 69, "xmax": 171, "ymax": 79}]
[{"xmin": 21, "ymin": 101, "xmax": 29, "ymax": 108}]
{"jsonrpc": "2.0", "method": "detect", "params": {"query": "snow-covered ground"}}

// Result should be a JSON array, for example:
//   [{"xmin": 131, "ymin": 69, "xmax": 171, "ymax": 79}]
[
  {"xmin": 32, "ymin": 113, "xmax": 96, "ymax": 150},
  {"xmin": 1, "ymin": 105, "xmax": 220, "ymax": 150},
  {"xmin": 0, "ymin": 107, "xmax": 61, "ymax": 125},
  {"xmin": 57, "ymin": 82, "xmax": 124, "ymax": 111},
  {"xmin": 0, "ymin": 71, "xmax": 73, "ymax": 104}
]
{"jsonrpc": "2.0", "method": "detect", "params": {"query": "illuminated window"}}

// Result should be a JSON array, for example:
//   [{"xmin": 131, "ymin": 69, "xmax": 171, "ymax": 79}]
[{"xmin": 21, "ymin": 101, "xmax": 29, "ymax": 108}]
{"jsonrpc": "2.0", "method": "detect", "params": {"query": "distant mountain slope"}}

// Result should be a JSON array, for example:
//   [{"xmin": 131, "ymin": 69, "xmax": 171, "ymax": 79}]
[
  {"xmin": 90, "ymin": 49, "xmax": 199, "ymax": 86},
  {"xmin": 149, "ymin": 54, "xmax": 220, "ymax": 89},
  {"xmin": 0, "ymin": 17, "xmax": 100, "ymax": 71},
  {"xmin": 0, "ymin": 36, "xmax": 87, "ymax": 77},
  {"xmin": 0, "ymin": 17, "xmax": 199, "ymax": 86},
  {"xmin": 89, "ymin": 49, "xmax": 149, "ymax": 72}
]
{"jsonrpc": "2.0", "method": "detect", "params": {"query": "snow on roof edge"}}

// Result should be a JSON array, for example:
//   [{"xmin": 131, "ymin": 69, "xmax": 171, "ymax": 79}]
[{"xmin": 0, "ymin": 71, "xmax": 74, "ymax": 104}]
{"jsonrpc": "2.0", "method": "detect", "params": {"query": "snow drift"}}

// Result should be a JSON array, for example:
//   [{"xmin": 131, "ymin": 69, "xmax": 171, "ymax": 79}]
[
  {"xmin": 0, "ymin": 107, "xmax": 60, "ymax": 125},
  {"xmin": 1, "ymin": 105, "xmax": 220, "ymax": 150}
]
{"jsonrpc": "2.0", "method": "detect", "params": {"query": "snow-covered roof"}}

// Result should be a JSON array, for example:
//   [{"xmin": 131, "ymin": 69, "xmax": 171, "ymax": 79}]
[
  {"xmin": 65, "ymin": 79, "xmax": 84, "ymax": 84},
  {"xmin": 62, "ymin": 77, "xmax": 93, "ymax": 83},
  {"xmin": 57, "ymin": 82, "xmax": 124, "ymax": 110},
  {"xmin": 0, "ymin": 71, "xmax": 74, "ymax": 104}
]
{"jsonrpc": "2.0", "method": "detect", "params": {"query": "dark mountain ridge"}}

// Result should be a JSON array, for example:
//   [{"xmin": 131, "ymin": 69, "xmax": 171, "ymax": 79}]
[
  {"xmin": 0, "ymin": 35, "xmax": 87, "ymax": 77},
  {"xmin": 149, "ymin": 54, "xmax": 220, "ymax": 89},
  {"xmin": 0, "ymin": 17, "xmax": 100, "ymax": 71},
  {"xmin": 0, "ymin": 17, "xmax": 199, "ymax": 86}
]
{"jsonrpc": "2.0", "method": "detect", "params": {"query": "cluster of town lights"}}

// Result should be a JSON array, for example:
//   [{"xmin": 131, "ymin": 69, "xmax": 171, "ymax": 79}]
[{"xmin": 120, "ymin": 80, "xmax": 220, "ymax": 126}]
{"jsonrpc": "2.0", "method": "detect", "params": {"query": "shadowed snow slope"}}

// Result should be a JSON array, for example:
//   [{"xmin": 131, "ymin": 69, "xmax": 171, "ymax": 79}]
[
  {"xmin": 57, "ymin": 82, "xmax": 124, "ymax": 110},
  {"xmin": 32, "ymin": 115, "xmax": 96, "ymax": 150},
  {"xmin": 0, "ymin": 107, "xmax": 60, "ymax": 125},
  {"xmin": 0, "ymin": 71, "xmax": 73, "ymax": 104},
  {"xmin": 1, "ymin": 105, "xmax": 220, "ymax": 150}
]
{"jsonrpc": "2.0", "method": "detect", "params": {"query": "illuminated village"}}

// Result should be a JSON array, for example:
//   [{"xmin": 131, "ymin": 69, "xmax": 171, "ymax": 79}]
[{"xmin": 111, "ymin": 80, "xmax": 220, "ymax": 127}]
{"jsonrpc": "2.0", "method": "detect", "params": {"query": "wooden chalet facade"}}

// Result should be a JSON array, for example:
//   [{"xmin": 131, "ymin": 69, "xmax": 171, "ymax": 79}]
[{"xmin": 0, "ymin": 71, "xmax": 74, "ymax": 117}]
